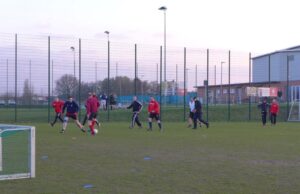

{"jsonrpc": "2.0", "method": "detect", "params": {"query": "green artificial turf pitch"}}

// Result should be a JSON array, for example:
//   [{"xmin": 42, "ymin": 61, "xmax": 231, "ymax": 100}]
[{"xmin": 0, "ymin": 122, "xmax": 300, "ymax": 194}]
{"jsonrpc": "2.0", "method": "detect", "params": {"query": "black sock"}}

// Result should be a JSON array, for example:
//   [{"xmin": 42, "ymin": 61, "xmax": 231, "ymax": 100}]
[
  {"xmin": 149, "ymin": 122, "xmax": 152, "ymax": 129},
  {"xmin": 158, "ymin": 123, "xmax": 161, "ymax": 129}
]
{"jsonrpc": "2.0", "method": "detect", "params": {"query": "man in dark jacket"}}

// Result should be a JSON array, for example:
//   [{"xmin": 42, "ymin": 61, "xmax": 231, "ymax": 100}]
[
  {"xmin": 193, "ymin": 97, "xmax": 209, "ymax": 129},
  {"xmin": 127, "ymin": 96, "xmax": 143, "ymax": 128},
  {"xmin": 61, "ymin": 96, "xmax": 85, "ymax": 134},
  {"xmin": 258, "ymin": 97, "xmax": 270, "ymax": 126}
]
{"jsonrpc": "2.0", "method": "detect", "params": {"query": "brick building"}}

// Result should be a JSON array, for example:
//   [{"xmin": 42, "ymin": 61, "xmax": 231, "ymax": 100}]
[
  {"xmin": 196, "ymin": 45, "xmax": 300, "ymax": 104},
  {"xmin": 196, "ymin": 80, "xmax": 300, "ymax": 104}
]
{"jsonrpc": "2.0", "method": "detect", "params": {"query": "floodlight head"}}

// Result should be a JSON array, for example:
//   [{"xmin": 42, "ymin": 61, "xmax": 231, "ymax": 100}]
[
  {"xmin": 159, "ymin": 6, "xmax": 167, "ymax": 11},
  {"xmin": 70, "ymin": 46, "xmax": 75, "ymax": 51},
  {"xmin": 104, "ymin": 31, "xmax": 110, "ymax": 35}
]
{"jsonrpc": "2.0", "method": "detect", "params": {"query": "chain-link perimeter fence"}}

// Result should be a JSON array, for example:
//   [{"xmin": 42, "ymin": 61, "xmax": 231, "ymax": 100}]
[{"xmin": 0, "ymin": 33, "xmax": 297, "ymax": 123}]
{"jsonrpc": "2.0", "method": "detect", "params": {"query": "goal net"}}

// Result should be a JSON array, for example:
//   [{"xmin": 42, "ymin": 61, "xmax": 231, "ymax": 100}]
[
  {"xmin": 0, "ymin": 124, "xmax": 35, "ymax": 180},
  {"xmin": 288, "ymin": 99, "xmax": 300, "ymax": 122}
]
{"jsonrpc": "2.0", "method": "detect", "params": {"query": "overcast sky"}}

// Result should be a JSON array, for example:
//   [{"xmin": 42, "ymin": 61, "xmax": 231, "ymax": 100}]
[{"xmin": 1, "ymin": 0, "xmax": 300, "ymax": 53}]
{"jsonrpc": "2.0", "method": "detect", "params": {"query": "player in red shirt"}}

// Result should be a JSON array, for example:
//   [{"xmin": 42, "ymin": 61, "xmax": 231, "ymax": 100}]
[
  {"xmin": 270, "ymin": 98, "xmax": 279, "ymax": 125},
  {"xmin": 86, "ymin": 93, "xmax": 100, "ymax": 135},
  {"xmin": 82, "ymin": 92, "xmax": 100, "ymax": 127},
  {"xmin": 50, "ymin": 97, "xmax": 64, "ymax": 127},
  {"xmin": 147, "ymin": 97, "xmax": 162, "ymax": 131}
]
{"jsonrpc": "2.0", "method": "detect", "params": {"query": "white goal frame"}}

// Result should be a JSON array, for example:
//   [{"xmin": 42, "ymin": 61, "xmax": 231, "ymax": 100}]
[
  {"xmin": 288, "ymin": 99, "xmax": 300, "ymax": 122},
  {"xmin": 0, "ymin": 124, "xmax": 35, "ymax": 180}
]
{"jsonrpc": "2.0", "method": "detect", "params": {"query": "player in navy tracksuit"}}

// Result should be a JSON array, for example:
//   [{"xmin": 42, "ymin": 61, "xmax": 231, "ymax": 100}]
[
  {"xmin": 61, "ymin": 96, "xmax": 85, "ymax": 133},
  {"xmin": 193, "ymin": 97, "xmax": 209, "ymax": 129},
  {"xmin": 127, "ymin": 96, "xmax": 143, "ymax": 128},
  {"xmin": 258, "ymin": 97, "xmax": 270, "ymax": 126}
]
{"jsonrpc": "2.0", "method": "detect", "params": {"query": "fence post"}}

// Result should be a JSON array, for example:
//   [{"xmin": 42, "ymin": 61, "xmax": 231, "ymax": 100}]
[
  {"xmin": 249, "ymin": 52, "xmax": 252, "ymax": 121},
  {"xmin": 183, "ymin": 47, "xmax": 186, "ymax": 122},
  {"xmin": 206, "ymin": 49, "xmax": 209, "ymax": 122},
  {"xmin": 157, "ymin": 63, "xmax": 159, "ymax": 95},
  {"xmin": 135, "ymin": 44, "xmax": 137, "ymax": 96},
  {"xmin": 15, "ymin": 34, "xmax": 18, "ymax": 122},
  {"xmin": 79, "ymin": 39, "xmax": 82, "ymax": 120},
  {"xmin": 268, "ymin": 55, "xmax": 271, "ymax": 88},
  {"xmin": 286, "ymin": 55, "xmax": 290, "ymax": 121},
  {"xmin": 228, "ymin": 50, "xmax": 231, "ymax": 121},
  {"xmin": 6, "ymin": 59, "xmax": 9, "ymax": 108},
  {"xmin": 48, "ymin": 36, "xmax": 51, "ymax": 123},
  {"xmin": 29, "ymin": 60, "xmax": 32, "ymax": 109},
  {"xmin": 176, "ymin": 64, "xmax": 178, "ymax": 107},
  {"xmin": 52, "ymin": 60, "xmax": 54, "ymax": 97}
]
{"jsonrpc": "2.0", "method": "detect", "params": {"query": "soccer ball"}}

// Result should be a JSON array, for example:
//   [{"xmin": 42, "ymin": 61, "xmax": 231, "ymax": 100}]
[{"xmin": 94, "ymin": 129, "xmax": 98, "ymax": 134}]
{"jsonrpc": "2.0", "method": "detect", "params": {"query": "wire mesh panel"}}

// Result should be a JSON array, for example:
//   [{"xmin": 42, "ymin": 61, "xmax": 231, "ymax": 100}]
[
  {"xmin": 163, "ymin": 46, "xmax": 185, "ymax": 122},
  {"xmin": 186, "ymin": 48, "xmax": 207, "ymax": 122},
  {"xmin": 103, "ymin": 41, "xmax": 136, "ymax": 122},
  {"xmin": 206, "ymin": 49, "xmax": 229, "ymax": 121},
  {"xmin": 17, "ymin": 34, "xmax": 48, "ymax": 122},
  {"xmin": 79, "ymin": 38, "xmax": 107, "ymax": 123},
  {"xmin": 0, "ymin": 33, "xmax": 16, "ymax": 123},
  {"xmin": 0, "ymin": 33, "xmax": 263, "ymax": 122},
  {"xmin": 134, "ymin": 44, "xmax": 161, "ymax": 123},
  {"xmin": 51, "ymin": 36, "xmax": 79, "ymax": 99},
  {"xmin": 230, "ymin": 51, "xmax": 251, "ymax": 121}
]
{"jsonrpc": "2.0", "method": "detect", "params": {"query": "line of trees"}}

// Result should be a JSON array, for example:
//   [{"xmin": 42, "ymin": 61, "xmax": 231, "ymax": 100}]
[
  {"xmin": 55, "ymin": 74, "xmax": 160, "ymax": 99},
  {"xmin": 0, "ymin": 74, "xmax": 168, "ymax": 105}
]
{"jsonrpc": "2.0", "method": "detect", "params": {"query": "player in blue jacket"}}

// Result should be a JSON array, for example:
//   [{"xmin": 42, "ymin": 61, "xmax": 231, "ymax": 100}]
[{"xmin": 61, "ymin": 96, "xmax": 85, "ymax": 133}]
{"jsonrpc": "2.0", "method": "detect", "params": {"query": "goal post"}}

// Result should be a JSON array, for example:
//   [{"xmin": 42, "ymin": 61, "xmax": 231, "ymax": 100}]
[
  {"xmin": 288, "ymin": 99, "xmax": 300, "ymax": 122},
  {"xmin": 0, "ymin": 134, "xmax": 2, "ymax": 172},
  {"xmin": 0, "ymin": 124, "xmax": 35, "ymax": 180}
]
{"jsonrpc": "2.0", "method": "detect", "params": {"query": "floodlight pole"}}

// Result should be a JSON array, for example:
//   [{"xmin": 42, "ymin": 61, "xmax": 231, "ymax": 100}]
[
  {"xmin": 70, "ymin": 46, "xmax": 76, "ymax": 78},
  {"xmin": 184, "ymin": 48, "xmax": 187, "ymax": 122},
  {"xmin": 248, "ymin": 52, "xmax": 252, "ymax": 121},
  {"xmin": 105, "ymin": 31, "xmax": 110, "ymax": 121},
  {"xmin": 15, "ymin": 34, "xmax": 18, "ymax": 122},
  {"xmin": 48, "ymin": 36, "xmax": 51, "ymax": 123},
  {"xmin": 159, "ymin": 6, "xmax": 167, "ymax": 82},
  {"xmin": 160, "ymin": 46, "xmax": 163, "ymax": 120}
]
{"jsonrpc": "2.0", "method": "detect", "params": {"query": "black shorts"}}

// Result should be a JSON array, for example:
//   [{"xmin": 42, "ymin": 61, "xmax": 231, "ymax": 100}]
[
  {"xmin": 56, "ymin": 112, "xmax": 62, "ymax": 116},
  {"xmin": 149, "ymin": 113, "xmax": 160, "ymax": 121},
  {"xmin": 88, "ymin": 112, "xmax": 98, "ymax": 120},
  {"xmin": 66, "ymin": 113, "xmax": 78, "ymax": 120},
  {"xmin": 189, "ymin": 111, "xmax": 194, "ymax": 119}
]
